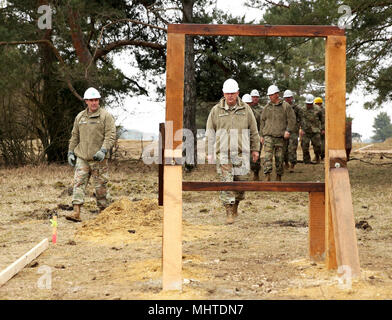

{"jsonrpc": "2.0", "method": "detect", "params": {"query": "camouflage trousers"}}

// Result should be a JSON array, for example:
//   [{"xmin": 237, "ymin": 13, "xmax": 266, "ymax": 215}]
[
  {"xmin": 320, "ymin": 134, "xmax": 325, "ymax": 159},
  {"xmin": 72, "ymin": 157, "xmax": 111, "ymax": 210},
  {"xmin": 216, "ymin": 153, "xmax": 248, "ymax": 205},
  {"xmin": 301, "ymin": 132, "xmax": 322, "ymax": 164},
  {"xmin": 283, "ymin": 133, "xmax": 299, "ymax": 165},
  {"xmin": 263, "ymin": 136, "xmax": 284, "ymax": 175}
]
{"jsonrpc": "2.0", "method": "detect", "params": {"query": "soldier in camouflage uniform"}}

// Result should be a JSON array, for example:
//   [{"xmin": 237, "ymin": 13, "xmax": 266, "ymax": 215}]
[
  {"xmin": 299, "ymin": 94, "xmax": 324, "ymax": 164},
  {"xmin": 282, "ymin": 90, "xmax": 301, "ymax": 172},
  {"xmin": 314, "ymin": 97, "xmax": 325, "ymax": 160},
  {"xmin": 248, "ymin": 89, "xmax": 264, "ymax": 180},
  {"xmin": 206, "ymin": 79, "xmax": 260, "ymax": 224},
  {"xmin": 260, "ymin": 85, "xmax": 296, "ymax": 181},
  {"xmin": 66, "ymin": 87, "xmax": 116, "ymax": 222}
]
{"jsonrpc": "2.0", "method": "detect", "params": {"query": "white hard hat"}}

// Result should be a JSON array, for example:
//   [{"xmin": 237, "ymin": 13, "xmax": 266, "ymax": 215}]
[
  {"xmin": 305, "ymin": 94, "xmax": 314, "ymax": 104},
  {"xmin": 242, "ymin": 94, "xmax": 252, "ymax": 103},
  {"xmin": 250, "ymin": 89, "xmax": 260, "ymax": 97},
  {"xmin": 267, "ymin": 85, "xmax": 280, "ymax": 96},
  {"xmin": 84, "ymin": 87, "xmax": 101, "ymax": 99},
  {"xmin": 222, "ymin": 79, "xmax": 239, "ymax": 93},
  {"xmin": 283, "ymin": 89, "xmax": 294, "ymax": 98}
]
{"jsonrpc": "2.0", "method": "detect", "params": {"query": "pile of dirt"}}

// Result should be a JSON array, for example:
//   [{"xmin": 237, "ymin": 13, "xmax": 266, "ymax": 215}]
[{"xmin": 76, "ymin": 198, "xmax": 163, "ymax": 244}]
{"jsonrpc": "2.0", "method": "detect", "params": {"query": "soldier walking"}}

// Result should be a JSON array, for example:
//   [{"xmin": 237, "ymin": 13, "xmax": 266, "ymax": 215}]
[
  {"xmin": 300, "ymin": 94, "xmax": 324, "ymax": 164},
  {"xmin": 248, "ymin": 89, "xmax": 264, "ymax": 180},
  {"xmin": 260, "ymin": 85, "xmax": 296, "ymax": 181},
  {"xmin": 314, "ymin": 97, "xmax": 325, "ymax": 160},
  {"xmin": 66, "ymin": 87, "xmax": 116, "ymax": 222},
  {"xmin": 206, "ymin": 79, "xmax": 260, "ymax": 224},
  {"xmin": 282, "ymin": 89, "xmax": 301, "ymax": 172}
]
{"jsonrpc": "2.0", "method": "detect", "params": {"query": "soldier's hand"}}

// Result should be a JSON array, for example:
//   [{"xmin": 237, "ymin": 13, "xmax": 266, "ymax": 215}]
[
  {"xmin": 284, "ymin": 131, "xmax": 290, "ymax": 139},
  {"xmin": 67, "ymin": 151, "xmax": 76, "ymax": 167},
  {"xmin": 93, "ymin": 148, "xmax": 107, "ymax": 161},
  {"xmin": 260, "ymin": 137, "xmax": 264, "ymax": 145},
  {"xmin": 299, "ymin": 129, "xmax": 305, "ymax": 137},
  {"xmin": 252, "ymin": 151, "xmax": 259, "ymax": 162}
]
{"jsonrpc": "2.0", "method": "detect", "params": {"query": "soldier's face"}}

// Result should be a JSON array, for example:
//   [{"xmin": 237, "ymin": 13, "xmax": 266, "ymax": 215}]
[
  {"xmin": 285, "ymin": 97, "xmax": 293, "ymax": 104},
  {"xmin": 268, "ymin": 92, "xmax": 280, "ymax": 104},
  {"xmin": 306, "ymin": 103, "xmax": 313, "ymax": 109},
  {"xmin": 251, "ymin": 96, "xmax": 259, "ymax": 105},
  {"xmin": 85, "ymin": 98, "xmax": 100, "ymax": 113},
  {"xmin": 224, "ymin": 91, "xmax": 239, "ymax": 107},
  {"xmin": 316, "ymin": 103, "xmax": 323, "ymax": 108}
]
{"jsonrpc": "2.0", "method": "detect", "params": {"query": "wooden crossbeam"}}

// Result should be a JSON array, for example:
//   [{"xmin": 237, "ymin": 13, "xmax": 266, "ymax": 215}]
[
  {"xmin": 182, "ymin": 181, "xmax": 324, "ymax": 192},
  {"xmin": 0, "ymin": 238, "xmax": 49, "ymax": 287},
  {"xmin": 168, "ymin": 24, "xmax": 345, "ymax": 37}
]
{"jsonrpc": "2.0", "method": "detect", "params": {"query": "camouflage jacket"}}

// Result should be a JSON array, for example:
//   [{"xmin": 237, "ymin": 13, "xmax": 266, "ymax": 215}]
[
  {"xmin": 206, "ymin": 97, "xmax": 260, "ymax": 155},
  {"xmin": 69, "ymin": 107, "xmax": 116, "ymax": 161},
  {"xmin": 249, "ymin": 103, "xmax": 264, "ymax": 132},
  {"xmin": 290, "ymin": 103, "xmax": 302, "ymax": 134},
  {"xmin": 260, "ymin": 99, "xmax": 296, "ymax": 138},
  {"xmin": 300, "ymin": 104, "xmax": 325, "ymax": 134}
]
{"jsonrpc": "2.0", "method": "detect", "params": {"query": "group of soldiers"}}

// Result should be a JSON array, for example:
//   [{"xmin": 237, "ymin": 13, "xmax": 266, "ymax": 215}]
[{"xmin": 206, "ymin": 79, "xmax": 325, "ymax": 224}]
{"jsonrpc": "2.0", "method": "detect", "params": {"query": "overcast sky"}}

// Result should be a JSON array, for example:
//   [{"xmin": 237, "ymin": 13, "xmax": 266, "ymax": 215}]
[{"xmin": 110, "ymin": 0, "xmax": 391, "ymax": 141}]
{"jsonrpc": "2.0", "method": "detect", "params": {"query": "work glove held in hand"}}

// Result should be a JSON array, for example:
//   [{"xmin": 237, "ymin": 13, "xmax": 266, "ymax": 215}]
[
  {"xmin": 67, "ymin": 151, "xmax": 76, "ymax": 167},
  {"xmin": 93, "ymin": 148, "xmax": 107, "ymax": 161}
]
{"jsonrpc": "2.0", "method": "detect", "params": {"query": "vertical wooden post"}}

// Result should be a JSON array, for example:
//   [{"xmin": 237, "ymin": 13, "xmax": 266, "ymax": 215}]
[
  {"xmin": 162, "ymin": 33, "xmax": 185, "ymax": 291},
  {"xmin": 325, "ymin": 35, "xmax": 360, "ymax": 277},
  {"xmin": 309, "ymin": 192, "xmax": 325, "ymax": 261},
  {"xmin": 158, "ymin": 123, "xmax": 165, "ymax": 206},
  {"xmin": 325, "ymin": 35, "xmax": 347, "ymax": 269}
]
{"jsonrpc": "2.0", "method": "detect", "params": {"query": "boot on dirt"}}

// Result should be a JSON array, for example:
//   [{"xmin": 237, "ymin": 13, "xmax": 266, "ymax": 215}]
[
  {"xmin": 264, "ymin": 173, "xmax": 271, "ymax": 181},
  {"xmin": 284, "ymin": 161, "xmax": 289, "ymax": 170},
  {"xmin": 276, "ymin": 174, "xmax": 282, "ymax": 181},
  {"xmin": 224, "ymin": 204, "xmax": 235, "ymax": 225},
  {"xmin": 315, "ymin": 155, "xmax": 320, "ymax": 164},
  {"xmin": 66, "ymin": 204, "xmax": 82, "ymax": 222},
  {"xmin": 253, "ymin": 171, "xmax": 259, "ymax": 181},
  {"xmin": 289, "ymin": 163, "xmax": 295, "ymax": 173}
]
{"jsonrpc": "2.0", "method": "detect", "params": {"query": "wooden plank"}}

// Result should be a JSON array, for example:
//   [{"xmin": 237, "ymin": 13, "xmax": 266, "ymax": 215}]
[
  {"xmin": 328, "ymin": 168, "xmax": 361, "ymax": 277},
  {"xmin": 182, "ymin": 181, "xmax": 324, "ymax": 192},
  {"xmin": 165, "ymin": 32, "xmax": 185, "ymax": 152},
  {"xmin": 168, "ymin": 24, "xmax": 345, "ymax": 37},
  {"xmin": 0, "ymin": 238, "xmax": 49, "ymax": 287},
  {"xmin": 309, "ymin": 192, "xmax": 325, "ymax": 261},
  {"xmin": 325, "ymin": 35, "xmax": 347, "ymax": 269},
  {"xmin": 162, "ymin": 166, "xmax": 183, "ymax": 291},
  {"xmin": 162, "ymin": 32, "xmax": 185, "ymax": 291},
  {"xmin": 158, "ymin": 123, "xmax": 165, "ymax": 206}
]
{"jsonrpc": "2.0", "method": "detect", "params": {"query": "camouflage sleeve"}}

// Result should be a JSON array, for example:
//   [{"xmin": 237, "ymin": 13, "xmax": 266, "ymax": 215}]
[
  {"xmin": 102, "ymin": 113, "xmax": 116, "ymax": 151},
  {"xmin": 206, "ymin": 107, "xmax": 216, "ymax": 150},
  {"xmin": 259, "ymin": 108, "xmax": 266, "ymax": 138},
  {"xmin": 286, "ymin": 104, "xmax": 296, "ymax": 133},
  {"xmin": 248, "ymin": 107, "xmax": 260, "ymax": 152},
  {"xmin": 298, "ymin": 108, "xmax": 306, "ymax": 132},
  {"xmin": 68, "ymin": 115, "xmax": 80, "ymax": 152},
  {"xmin": 320, "ymin": 108, "xmax": 325, "ymax": 131}
]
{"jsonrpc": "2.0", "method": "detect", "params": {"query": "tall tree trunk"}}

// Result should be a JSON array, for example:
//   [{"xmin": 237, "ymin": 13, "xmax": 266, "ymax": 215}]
[{"xmin": 182, "ymin": 0, "xmax": 197, "ymax": 170}]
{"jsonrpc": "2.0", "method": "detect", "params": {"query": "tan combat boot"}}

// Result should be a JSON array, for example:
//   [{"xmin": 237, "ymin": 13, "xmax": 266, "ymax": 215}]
[
  {"xmin": 276, "ymin": 174, "xmax": 282, "ymax": 181},
  {"xmin": 265, "ymin": 173, "xmax": 271, "ymax": 181},
  {"xmin": 253, "ymin": 171, "xmax": 259, "ymax": 181},
  {"xmin": 225, "ymin": 204, "xmax": 235, "ymax": 224},
  {"xmin": 66, "ymin": 204, "xmax": 82, "ymax": 222},
  {"xmin": 289, "ymin": 163, "xmax": 295, "ymax": 172}
]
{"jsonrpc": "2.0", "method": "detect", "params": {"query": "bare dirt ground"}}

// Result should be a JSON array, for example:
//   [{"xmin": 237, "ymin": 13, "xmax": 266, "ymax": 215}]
[{"xmin": 1, "ymin": 140, "xmax": 392, "ymax": 300}]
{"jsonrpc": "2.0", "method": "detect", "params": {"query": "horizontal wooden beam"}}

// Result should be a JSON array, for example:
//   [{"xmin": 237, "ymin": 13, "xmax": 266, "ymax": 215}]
[
  {"xmin": 183, "ymin": 181, "xmax": 324, "ymax": 192},
  {"xmin": 168, "ymin": 24, "xmax": 344, "ymax": 37},
  {"xmin": 0, "ymin": 238, "xmax": 49, "ymax": 287}
]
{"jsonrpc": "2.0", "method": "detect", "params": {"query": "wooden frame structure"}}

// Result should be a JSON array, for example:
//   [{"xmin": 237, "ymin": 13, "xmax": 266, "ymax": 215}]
[{"xmin": 161, "ymin": 24, "xmax": 360, "ymax": 291}]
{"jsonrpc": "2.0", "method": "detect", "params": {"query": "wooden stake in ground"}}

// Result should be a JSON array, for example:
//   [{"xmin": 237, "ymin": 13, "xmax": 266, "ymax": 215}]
[
  {"xmin": 0, "ymin": 238, "xmax": 49, "ymax": 287},
  {"xmin": 50, "ymin": 215, "xmax": 58, "ymax": 244}
]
